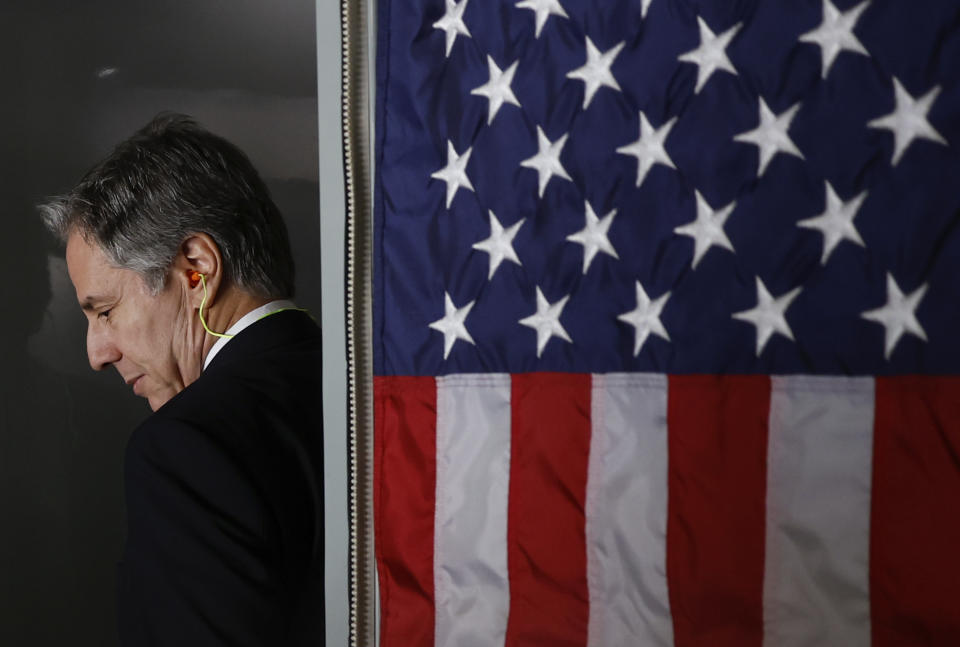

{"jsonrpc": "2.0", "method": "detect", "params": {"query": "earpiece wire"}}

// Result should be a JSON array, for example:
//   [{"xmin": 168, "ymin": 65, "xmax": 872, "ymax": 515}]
[{"xmin": 198, "ymin": 273, "xmax": 235, "ymax": 339}]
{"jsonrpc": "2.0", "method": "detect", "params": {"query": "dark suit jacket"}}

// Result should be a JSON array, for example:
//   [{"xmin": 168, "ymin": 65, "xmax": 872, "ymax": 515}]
[{"xmin": 118, "ymin": 310, "xmax": 324, "ymax": 646}]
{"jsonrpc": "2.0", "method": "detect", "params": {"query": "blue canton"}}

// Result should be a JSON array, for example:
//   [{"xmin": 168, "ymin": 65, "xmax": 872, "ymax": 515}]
[{"xmin": 373, "ymin": 0, "xmax": 960, "ymax": 377}]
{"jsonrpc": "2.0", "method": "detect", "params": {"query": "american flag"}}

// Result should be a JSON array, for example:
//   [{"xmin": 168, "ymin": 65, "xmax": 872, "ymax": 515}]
[{"xmin": 372, "ymin": 0, "xmax": 960, "ymax": 645}]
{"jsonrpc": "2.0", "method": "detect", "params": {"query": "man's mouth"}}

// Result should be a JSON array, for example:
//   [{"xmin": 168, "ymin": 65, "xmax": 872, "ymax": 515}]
[{"xmin": 126, "ymin": 375, "xmax": 145, "ymax": 395}]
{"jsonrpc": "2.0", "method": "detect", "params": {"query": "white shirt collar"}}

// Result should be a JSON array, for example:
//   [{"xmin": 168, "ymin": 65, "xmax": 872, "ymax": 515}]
[{"xmin": 202, "ymin": 299, "xmax": 297, "ymax": 370}]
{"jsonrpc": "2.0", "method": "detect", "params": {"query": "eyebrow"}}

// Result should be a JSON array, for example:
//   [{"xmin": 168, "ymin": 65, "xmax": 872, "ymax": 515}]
[{"xmin": 79, "ymin": 296, "xmax": 110, "ymax": 312}]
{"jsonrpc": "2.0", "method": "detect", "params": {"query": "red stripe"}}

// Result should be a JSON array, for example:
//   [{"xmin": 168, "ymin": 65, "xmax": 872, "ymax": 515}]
[
  {"xmin": 871, "ymin": 376, "xmax": 960, "ymax": 645},
  {"xmin": 374, "ymin": 376, "xmax": 437, "ymax": 647},
  {"xmin": 505, "ymin": 373, "xmax": 591, "ymax": 647},
  {"xmin": 666, "ymin": 375, "xmax": 769, "ymax": 647}
]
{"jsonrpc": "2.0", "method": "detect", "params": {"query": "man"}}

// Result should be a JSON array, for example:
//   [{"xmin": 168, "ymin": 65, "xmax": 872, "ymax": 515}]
[{"xmin": 40, "ymin": 113, "xmax": 324, "ymax": 646}]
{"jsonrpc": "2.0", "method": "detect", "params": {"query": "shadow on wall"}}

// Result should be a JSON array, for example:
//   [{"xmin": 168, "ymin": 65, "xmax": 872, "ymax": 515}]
[{"xmin": 0, "ymin": 199, "xmax": 147, "ymax": 646}]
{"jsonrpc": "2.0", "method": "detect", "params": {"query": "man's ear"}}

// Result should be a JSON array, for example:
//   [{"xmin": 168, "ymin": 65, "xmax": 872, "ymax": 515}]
[{"xmin": 172, "ymin": 234, "xmax": 223, "ymax": 307}]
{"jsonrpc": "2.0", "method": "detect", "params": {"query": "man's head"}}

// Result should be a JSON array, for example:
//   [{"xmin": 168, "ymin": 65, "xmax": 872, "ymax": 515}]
[{"xmin": 42, "ymin": 113, "xmax": 295, "ymax": 410}]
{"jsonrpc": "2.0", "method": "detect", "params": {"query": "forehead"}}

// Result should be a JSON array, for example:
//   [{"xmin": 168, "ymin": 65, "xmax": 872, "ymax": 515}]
[
  {"xmin": 66, "ymin": 231, "xmax": 110, "ymax": 279},
  {"xmin": 65, "ymin": 231, "xmax": 131, "ymax": 302}
]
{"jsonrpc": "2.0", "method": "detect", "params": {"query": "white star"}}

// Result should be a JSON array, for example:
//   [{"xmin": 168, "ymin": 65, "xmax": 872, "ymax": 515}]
[
  {"xmin": 732, "ymin": 277, "xmax": 802, "ymax": 357},
  {"xmin": 861, "ymin": 273, "xmax": 928, "ymax": 359},
  {"xmin": 674, "ymin": 190, "xmax": 736, "ymax": 269},
  {"xmin": 515, "ymin": 0, "xmax": 568, "ymax": 38},
  {"xmin": 519, "ymin": 286, "xmax": 573, "ymax": 357},
  {"xmin": 433, "ymin": 0, "xmax": 471, "ymax": 57},
  {"xmin": 734, "ymin": 97, "xmax": 804, "ymax": 177},
  {"xmin": 566, "ymin": 36, "xmax": 625, "ymax": 109},
  {"xmin": 566, "ymin": 202, "xmax": 619, "ymax": 273},
  {"xmin": 616, "ymin": 111, "xmax": 678, "ymax": 187},
  {"xmin": 472, "ymin": 210, "xmax": 524, "ymax": 280},
  {"xmin": 520, "ymin": 126, "xmax": 572, "ymax": 198},
  {"xmin": 431, "ymin": 141, "xmax": 474, "ymax": 209},
  {"xmin": 868, "ymin": 77, "xmax": 947, "ymax": 166},
  {"xmin": 618, "ymin": 281, "xmax": 671, "ymax": 356},
  {"xmin": 429, "ymin": 292, "xmax": 476, "ymax": 360},
  {"xmin": 677, "ymin": 16, "xmax": 742, "ymax": 94},
  {"xmin": 797, "ymin": 181, "xmax": 867, "ymax": 265},
  {"xmin": 799, "ymin": 0, "xmax": 871, "ymax": 79},
  {"xmin": 471, "ymin": 56, "xmax": 522, "ymax": 125}
]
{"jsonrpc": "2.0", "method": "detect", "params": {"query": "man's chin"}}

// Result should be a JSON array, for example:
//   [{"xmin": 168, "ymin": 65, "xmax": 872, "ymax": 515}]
[{"xmin": 146, "ymin": 390, "xmax": 175, "ymax": 412}]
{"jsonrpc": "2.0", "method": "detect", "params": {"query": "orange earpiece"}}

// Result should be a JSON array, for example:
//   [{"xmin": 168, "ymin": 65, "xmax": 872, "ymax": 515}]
[{"xmin": 189, "ymin": 271, "xmax": 203, "ymax": 288}]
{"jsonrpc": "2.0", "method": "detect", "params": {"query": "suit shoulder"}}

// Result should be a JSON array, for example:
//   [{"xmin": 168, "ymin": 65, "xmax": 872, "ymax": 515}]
[{"xmin": 127, "ymin": 411, "xmax": 241, "ymax": 483}]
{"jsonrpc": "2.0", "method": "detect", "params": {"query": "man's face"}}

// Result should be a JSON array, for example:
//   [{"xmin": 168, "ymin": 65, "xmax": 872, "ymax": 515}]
[{"xmin": 66, "ymin": 231, "xmax": 198, "ymax": 411}]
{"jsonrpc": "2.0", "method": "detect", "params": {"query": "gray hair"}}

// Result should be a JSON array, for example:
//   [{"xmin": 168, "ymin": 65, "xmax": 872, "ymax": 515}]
[{"xmin": 40, "ymin": 113, "xmax": 295, "ymax": 298}]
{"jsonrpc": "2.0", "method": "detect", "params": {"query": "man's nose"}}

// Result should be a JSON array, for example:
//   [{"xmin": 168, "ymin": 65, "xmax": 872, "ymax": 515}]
[{"xmin": 86, "ymin": 324, "xmax": 121, "ymax": 371}]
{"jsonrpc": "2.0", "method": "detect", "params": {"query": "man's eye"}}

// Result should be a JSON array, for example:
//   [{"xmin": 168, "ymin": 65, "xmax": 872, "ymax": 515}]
[{"xmin": 98, "ymin": 309, "xmax": 112, "ymax": 320}]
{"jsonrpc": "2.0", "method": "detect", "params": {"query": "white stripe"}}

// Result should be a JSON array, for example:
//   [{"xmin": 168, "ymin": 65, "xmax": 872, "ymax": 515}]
[
  {"xmin": 587, "ymin": 373, "xmax": 674, "ymax": 647},
  {"xmin": 764, "ymin": 376, "xmax": 874, "ymax": 647},
  {"xmin": 434, "ymin": 374, "xmax": 511, "ymax": 647}
]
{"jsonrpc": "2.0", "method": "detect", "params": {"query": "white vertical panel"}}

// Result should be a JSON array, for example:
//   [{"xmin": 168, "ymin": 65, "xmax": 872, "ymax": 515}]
[
  {"xmin": 764, "ymin": 376, "xmax": 874, "ymax": 647},
  {"xmin": 317, "ymin": 0, "xmax": 349, "ymax": 644},
  {"xmin": 435, "ymin": 374, "xmax": 512, "ymax": 647},
  {"xmin": 587, "ymin": 373, "xmax": 674, "ymax": 647}
]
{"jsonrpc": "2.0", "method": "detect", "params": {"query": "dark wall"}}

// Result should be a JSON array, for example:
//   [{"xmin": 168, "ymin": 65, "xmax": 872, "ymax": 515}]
[{"xmin": 0, "ymin": 3, "xmax": 319, "ymax": 644}]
